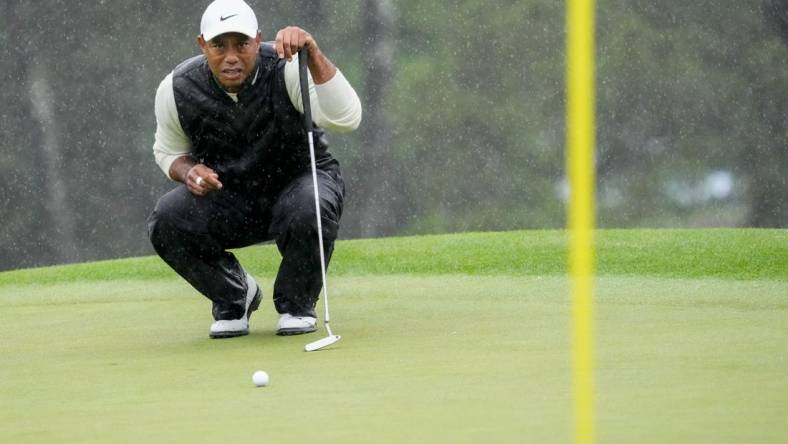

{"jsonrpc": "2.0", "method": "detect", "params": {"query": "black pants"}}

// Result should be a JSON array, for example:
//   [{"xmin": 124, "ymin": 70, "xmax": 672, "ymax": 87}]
[{"xmin": 147, "ymin": 169, "xmax": 344, "ymax": 320}]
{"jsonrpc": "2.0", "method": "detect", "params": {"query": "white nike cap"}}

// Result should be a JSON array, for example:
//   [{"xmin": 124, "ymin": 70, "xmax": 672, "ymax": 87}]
[{"xmin": 200, "ymin": 0, "xmax": 258, "ymax": 41}]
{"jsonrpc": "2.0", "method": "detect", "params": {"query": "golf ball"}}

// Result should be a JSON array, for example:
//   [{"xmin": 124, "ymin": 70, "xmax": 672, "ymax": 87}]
[{"xmin": 252, "ymin": 370, "xmax": 269, "ymax": 387}]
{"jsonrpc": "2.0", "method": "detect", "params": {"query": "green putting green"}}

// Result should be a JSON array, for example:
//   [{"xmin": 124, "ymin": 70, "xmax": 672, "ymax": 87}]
[{"xmin": 1, "ymin": 230, "xmax": 786, "ymax": 443}]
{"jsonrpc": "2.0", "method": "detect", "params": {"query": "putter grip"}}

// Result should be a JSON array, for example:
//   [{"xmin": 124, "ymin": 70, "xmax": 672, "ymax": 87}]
[{"xmin": 298, "ymin": 46, "xmax": 313, "ymax": 131}]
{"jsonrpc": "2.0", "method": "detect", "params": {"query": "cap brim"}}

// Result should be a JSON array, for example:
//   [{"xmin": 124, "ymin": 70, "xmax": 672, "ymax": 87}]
[{"xmin": 203, "ymin": 23, "xmax": 257, "ymax": 41}]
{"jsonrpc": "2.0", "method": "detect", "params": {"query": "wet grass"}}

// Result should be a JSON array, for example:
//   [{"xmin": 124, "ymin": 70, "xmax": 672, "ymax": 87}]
[
  {"xmin": 0, "ymin": 229, "xmax": 786, "ymax": 443},
  {"xmin": 1, "ymin": 229, "xmax": 785, "ymax": 285}
]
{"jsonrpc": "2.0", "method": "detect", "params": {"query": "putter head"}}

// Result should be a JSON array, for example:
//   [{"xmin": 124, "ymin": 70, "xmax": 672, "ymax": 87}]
[{"xmin": 304, "ymin": 334, "xmax": 341, "ymax": 352}]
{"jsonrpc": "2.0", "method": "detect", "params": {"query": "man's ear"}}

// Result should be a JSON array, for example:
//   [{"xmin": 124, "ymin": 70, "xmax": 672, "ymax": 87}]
[{"xmin": 197, "ymin": 35, "xmax": 208, "ymax": 53}]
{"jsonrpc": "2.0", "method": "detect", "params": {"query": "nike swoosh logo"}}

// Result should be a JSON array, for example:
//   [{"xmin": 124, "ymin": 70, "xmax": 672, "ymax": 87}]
[{"xmin": 220, "ymin": 14, "xmax": 238, "ymax": 21}]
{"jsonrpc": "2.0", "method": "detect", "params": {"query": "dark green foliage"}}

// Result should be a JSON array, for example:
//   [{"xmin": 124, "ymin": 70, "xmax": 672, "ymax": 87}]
[{"xmin": 0, "ymin": 1, "xmax": 785, "ymax": 271}]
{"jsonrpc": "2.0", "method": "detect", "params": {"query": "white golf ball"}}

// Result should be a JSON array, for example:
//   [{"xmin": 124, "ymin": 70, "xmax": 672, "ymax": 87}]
[{"xmin": 252, "ymin": 370, "xmax": 269, "ymax": 387}]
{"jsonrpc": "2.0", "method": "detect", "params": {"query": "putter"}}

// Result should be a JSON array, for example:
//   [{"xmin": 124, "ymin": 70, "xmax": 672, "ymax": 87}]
[{"xmin": 298, "ymin": 46, "xmax": 341, "ymax": 352}]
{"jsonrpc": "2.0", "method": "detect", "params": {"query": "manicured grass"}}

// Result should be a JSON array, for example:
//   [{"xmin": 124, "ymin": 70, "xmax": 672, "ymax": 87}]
[
  {"xmin": 0, "ymin": 229, "xmax": 786, "ymax": 443},
  {"xmin": 1, "ymin": 229, "xmax": 785, "ymax": 285}
]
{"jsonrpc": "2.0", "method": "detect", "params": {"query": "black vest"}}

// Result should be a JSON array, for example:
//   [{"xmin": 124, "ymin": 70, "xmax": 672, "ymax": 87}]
[{"xmin": 172, "ymin": 44, "xmax": 336, "ymax": 194}]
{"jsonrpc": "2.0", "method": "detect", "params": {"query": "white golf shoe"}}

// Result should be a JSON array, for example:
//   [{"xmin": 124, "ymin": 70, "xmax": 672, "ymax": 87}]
[
  {"xmin": 209, "ymin": 318, "xmax": 249, "ymax": 338},
  {"xmin": 209, "ymin": 273, "xmax": 262, "ymax": 339},
  {"xmin": 276, "ymin": 313, "xmax": 317, "ymax": 336}
]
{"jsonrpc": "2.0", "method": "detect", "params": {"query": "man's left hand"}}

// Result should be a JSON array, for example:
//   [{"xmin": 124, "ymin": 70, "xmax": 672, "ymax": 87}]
[
  {"xmin": 274, "ymin": 26, "xmax": 337, "ymax": 85},
  {"xmin": 275, "ymin": 26, "xmax": 314, "ymax": 61}
]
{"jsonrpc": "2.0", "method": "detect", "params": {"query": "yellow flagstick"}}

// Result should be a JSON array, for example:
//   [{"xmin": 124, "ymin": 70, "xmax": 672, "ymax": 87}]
[{"xmin": 566, "ymin": 1, "xmax": 596, "ymax": 444}]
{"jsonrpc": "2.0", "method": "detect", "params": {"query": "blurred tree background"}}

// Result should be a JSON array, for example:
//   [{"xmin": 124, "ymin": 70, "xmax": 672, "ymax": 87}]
[{"xmin": 0, "ymin": 0, "xmax": 785, "ymax": 271}]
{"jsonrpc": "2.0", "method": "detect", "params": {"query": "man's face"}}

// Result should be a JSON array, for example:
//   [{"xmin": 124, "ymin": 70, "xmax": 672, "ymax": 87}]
[{"xmin": 198, "ymin": 32, "xmax": 261, "ymax": 93}]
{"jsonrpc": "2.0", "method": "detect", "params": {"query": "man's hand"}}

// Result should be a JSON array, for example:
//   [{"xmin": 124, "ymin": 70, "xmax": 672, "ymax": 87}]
[
  {"xmin": 185, "ymin": 164, "xmax": 222, "ymax": 196},
  {"xmin": 275, "ymin": 26, "xmax": 314, "ymax": 61},
  {"xmin": 275, "ymin": 26, "xmax": 337, "ymax": 84},
  {"xmin": 168, "ymin": 156, "xmax": 223, "ymax": 196}
]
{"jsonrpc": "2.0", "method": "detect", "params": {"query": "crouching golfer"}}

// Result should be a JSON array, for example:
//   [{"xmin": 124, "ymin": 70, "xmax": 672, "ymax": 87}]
[{"xmin": 148, "ymin": 0, "xmax": 361, "ymax": 338}]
